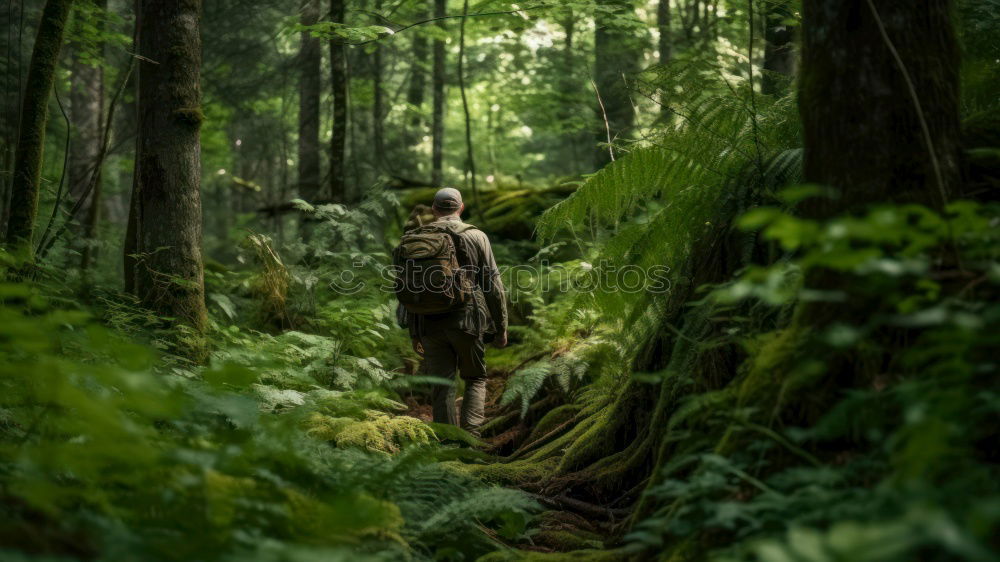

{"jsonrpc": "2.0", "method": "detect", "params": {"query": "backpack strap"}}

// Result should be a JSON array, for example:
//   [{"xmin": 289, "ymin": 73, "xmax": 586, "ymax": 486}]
[
  {"xmin": 429, "ymin": 222, "xmax": 477, "ymax": 269},
  {"xmin": 436, "ymin": 223, "xmax": 484, "ymax": 335},
  {"xmin": 444, "ymin": 229, "xmax": 474, "ymax": 270}
]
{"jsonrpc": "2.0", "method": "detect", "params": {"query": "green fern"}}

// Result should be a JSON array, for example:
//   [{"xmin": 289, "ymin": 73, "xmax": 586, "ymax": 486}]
[{"xmin": 537, "ymin": 62, "xmax": 802, "ymax": 339}]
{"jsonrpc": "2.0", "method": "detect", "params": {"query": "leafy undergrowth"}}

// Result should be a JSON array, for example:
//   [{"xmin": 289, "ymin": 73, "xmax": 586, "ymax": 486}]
[
  {"xmin": 0, "ymin": 193, "xmax": 541, "ymax": 561},
  {"xmin": 0, "ymin": 274, "xmax": 542, "ymax": 561},
  {"xmin": 471, "ymin": 194, "xmax": 1000, "ymax": 561}
]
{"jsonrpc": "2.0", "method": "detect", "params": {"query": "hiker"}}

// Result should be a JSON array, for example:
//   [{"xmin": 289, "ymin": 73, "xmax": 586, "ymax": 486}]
[{"xmin": 394, "ymin": 188, "xmax": 508, "ymax": 436}]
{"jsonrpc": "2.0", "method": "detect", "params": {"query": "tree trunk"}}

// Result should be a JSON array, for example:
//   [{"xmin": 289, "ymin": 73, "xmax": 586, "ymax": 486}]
[
  {"xmin": 329, "ymin": 0, "xmax": 347, "ymax": 202},
  {"xmin": 405, "ymin": 2, "xmax": 429, "ymax": 175},
  {"xmin": 457, "ymin": 0, "xmax": 477, "ymax": 212},
  {"xmin": 799, "ymin": 0, "xmax": 961, "ymax": 217},
  {"xmin": 658, "ymin": 0, "xmax": 671, "ymax": 65},
  {"xmin": 431, "ymin": 0, "xmax": 446, "ymax": 186},
  {"xmin": 298, "ymin": 0, "xmax": 321, "ymax": 200},
  {"xmin": 372, "ymin": 0, "xmax": 385, "ymax": 165},
  {"xmin": 5, "ymin": 0, "xmax": 74, "ymax": 255},
  {"xmin": 131, "ymin": 0, "xmax": 207, "ymax": 333},
  {"xmin": 406, "ymin": 2, "xmax": 428, "ymax": 130},
  {"xmin": 761, "ymin": 1, "xmax": 794, "ymax": 96},
  {"xmin": 592, "ymin": 0, "xmax": 642, "ymax": 169},
  {"xmin": 71, "ymin": 0, "xmax": 107, "ymax": 271},
  {"xmin": 558, "ymin": 14, "xmax": 584, "ymax": 168},
  {"xmin": 122, "ymin": 2, "xmax": 140, "ymax": 294}
]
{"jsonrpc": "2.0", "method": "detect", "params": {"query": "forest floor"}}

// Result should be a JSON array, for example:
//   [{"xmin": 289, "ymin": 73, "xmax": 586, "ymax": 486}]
[{"xmin": 401, "ymin": 358, "xmax": 615, "ymax": 556}]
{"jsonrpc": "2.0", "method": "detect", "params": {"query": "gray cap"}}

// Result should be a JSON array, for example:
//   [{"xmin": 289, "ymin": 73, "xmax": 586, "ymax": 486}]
[{"xmin": 432, "ymin": 187, "xmax": 463, "ymax": 211}]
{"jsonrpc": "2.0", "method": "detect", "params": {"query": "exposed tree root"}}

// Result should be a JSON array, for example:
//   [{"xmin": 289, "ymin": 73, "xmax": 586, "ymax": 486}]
[{"xmin": 530, "ymin": 493, "xmax": 630, "ymax": 522}]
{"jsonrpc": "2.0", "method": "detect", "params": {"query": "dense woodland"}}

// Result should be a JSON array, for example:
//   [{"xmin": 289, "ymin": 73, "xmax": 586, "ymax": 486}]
[{"xmin": 1, "ymin": 0, "xmax": 999, "ymax": 560}]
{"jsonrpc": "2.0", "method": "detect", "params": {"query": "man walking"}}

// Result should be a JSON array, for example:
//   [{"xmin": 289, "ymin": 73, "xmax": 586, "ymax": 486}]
[{"xmin": 396, "ymin": 188, "xmax": 507, "ymax": 436}]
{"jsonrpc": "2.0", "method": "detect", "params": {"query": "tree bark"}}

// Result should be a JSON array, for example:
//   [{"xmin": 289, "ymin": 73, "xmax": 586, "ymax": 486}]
[
  {"xmin": 131, "ymin": 0, "xmax": 207, "ymax": 332},
  {"xmin": 405, "ymin": 2, "xmax": 429, "ymax": 176},
  {"xmin": 372, "ymin": 0, "xmax": 385, "ymax": 164},
  {"xmin": 761, "ymin": 1, "xmax": 794, "ymax": 96},
  {"xmin": 458, "ymin": 0, "xmax": 477, "ymax": 211},
  {"xmin": 658, "ymin": 0, "xmax": 671, "ymax": 65},
  {"xmin": 431, "ymin": 0, "xmax": 446, "ymax": 186},
  {"xmin": 5, "ymin": 0, "xmax": 74, "ymax": 255},
  {"xmin": 71, "ymin": 0, "xmax": 107, "ymax": 271},
  {"xmin": 592, "ymin": 0, "xmax": 642, "ymax": 169},
  {"xmin": 329, "ymin": 0, "xmax": 347, "ymax": 202},
  {"xmin": 406, "ymin": 1, "xmax": 429, "ymax": 130},
  {"xmin": 298, "ymin": 0, "xmax": 321, "ymax": 200},
  {"xmin": 799, "ymin": 0, "xmax": 962, "ymax": 216},
  {"xmin": 558, "ymin": 14, "xmax": 584, "ymax": 168}
]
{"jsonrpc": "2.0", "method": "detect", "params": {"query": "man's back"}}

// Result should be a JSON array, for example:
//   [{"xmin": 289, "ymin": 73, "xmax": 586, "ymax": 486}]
[
  {"xmin": 400, "ymin": 188, "xmax": 508, "ymax": 435},
  {"xmin": 421, "ymin": 216, "xmax": 506, "ymax": 340}
]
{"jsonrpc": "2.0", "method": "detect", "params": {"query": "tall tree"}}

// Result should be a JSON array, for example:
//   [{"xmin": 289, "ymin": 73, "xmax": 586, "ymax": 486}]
[
  {"xmin": 761, "ymin": 0, "xmax": 795, "ymax": 96},
  {"xmin": 657, "ymin": 0, "xmax": 671, "ymax": 65},
  {"xmin": 372, "ymin": 0, "xmax": 385, "ymax": 163},
  {"xmin": 431, "ymin": 0, "xmax": 446, "ymax": 185},
  {"xmin": 329, "ymin": 0, "xmax": 347, "ymax": 201},
  {"xmin": 298, "ymin": 0, "xmax": 321, "ymax": 200},
  {"xmin": 457, "ymin": 0, "xmax": 477, "ymax": 209},
  {"xmin": 799, "ymin": 0, "xmax": 961, "ymax": 217},
  {"xmin": 70, "ymin": 0, "xmax": 108, "ymax": 270},
  {"xmin": 405, "ymin": 2, "xmax": 430, "ymax": 176},
  {"xmin": 592, "ymin": 0, "xmax": 642, "ymax": 168},
  {"xmin": 406, "ymin": 2, "xmax": 429, "ymax": 131},
  {"xmin": 5, "ymin": 0, "xmax": 74, "ymax": 255},
  {"xmin": 557, "ymin": 12, "xmax": 585, "ymax": 168},
  {"xmin": 130, "ymin": 0, "xmax": 207, "ymax": 332}
]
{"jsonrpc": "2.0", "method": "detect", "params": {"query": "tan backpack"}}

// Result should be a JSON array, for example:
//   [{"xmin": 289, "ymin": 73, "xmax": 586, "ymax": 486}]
[{"xmin": 393, "ymin": 223, "xmax": 477, "ymax": 315}]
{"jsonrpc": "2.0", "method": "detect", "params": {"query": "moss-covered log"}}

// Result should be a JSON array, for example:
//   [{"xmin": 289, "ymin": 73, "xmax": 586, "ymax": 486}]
[{"xmin": 5, "ymin": 0, "xmax": 75, "ymax": 255}]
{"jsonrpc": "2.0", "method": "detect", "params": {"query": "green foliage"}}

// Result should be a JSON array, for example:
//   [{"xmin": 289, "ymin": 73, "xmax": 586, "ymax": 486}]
[
  {"xmin": 621, "ymin": 198, "xmax": 1000, "ymax": 559},
  {"xmin": 0, "ymin": 257, "xmax": 535, "ymax": 560},
  {"xmin": 500, "ymin": 335, "xmax": 621, "ymax": 417},
  {"xmin": 538, "ymin": 57, "xmax": 801, "ymax": 333},
  {"xmin": 67, "ymin": 2, "xmax": 131, "ymax": 67}
]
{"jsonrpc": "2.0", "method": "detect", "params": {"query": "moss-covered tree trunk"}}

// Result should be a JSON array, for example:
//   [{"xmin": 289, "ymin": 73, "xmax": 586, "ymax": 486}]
[
  {"xmin": 329, "ymin": 0, "xmax": 347, "ymax": 202},
  {"xmin": 298, "ymin": 0, "xmax": 321, "ymax": 201},
  {"xmin": 131, "ymin": 0, "xmax": 206, "ymax": 333},
  {"xmin": 799, "ymin": 0, "xmax": 961, "ymax": 216},
  {"xmin": 593, "ymin": 0, "xmax": 643, "ymax": 169},
  {"xmin": 431, "ymin": 0, "xmax": 446, "ymax": 186},
  {"xmin": 5, "ymin": 0, "xmax": 74, "ymax": 255}
]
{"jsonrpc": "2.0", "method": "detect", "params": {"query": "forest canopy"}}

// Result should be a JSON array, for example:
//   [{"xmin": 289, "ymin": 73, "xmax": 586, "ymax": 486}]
[{"xmin": 0, "ymin": 0, "xmax": 998, "ymax": 560}]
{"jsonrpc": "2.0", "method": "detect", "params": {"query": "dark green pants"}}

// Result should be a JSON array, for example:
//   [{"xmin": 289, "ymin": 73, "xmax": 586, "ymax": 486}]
[{"xmin": 420, "ymin": 327, "xmax": 487, "ymax": 435}]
